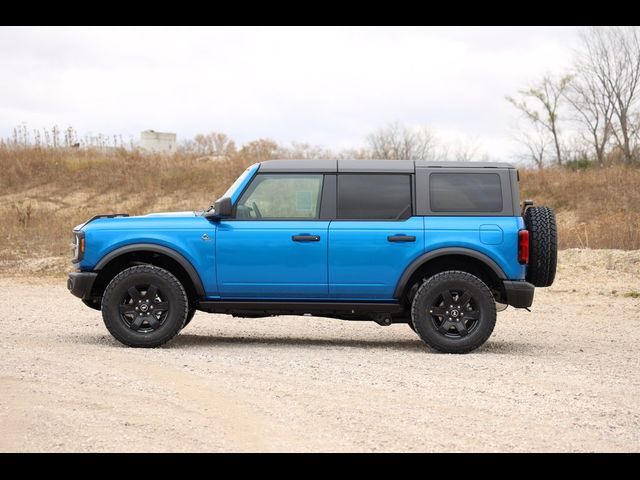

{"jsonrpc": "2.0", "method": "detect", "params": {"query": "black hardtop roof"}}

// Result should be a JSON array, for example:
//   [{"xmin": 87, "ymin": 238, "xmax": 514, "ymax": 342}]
[{"xmin": 259, "ymin": 159, "xmax": 515, "ymax": 173}]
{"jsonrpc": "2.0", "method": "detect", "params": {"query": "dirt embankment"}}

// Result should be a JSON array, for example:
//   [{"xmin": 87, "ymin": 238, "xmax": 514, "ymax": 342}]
[{"xmin": 1, "ymin": 249, "xmax": 639, "ymax": 452}]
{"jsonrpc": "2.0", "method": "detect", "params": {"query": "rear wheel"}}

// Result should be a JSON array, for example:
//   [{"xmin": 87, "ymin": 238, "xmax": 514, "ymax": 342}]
[
  {"xmin": 411, "ymin": 271, "xmax": 496, "ymax": 353},
  {"xmin": 101, "ymin": 265, "xmax": 188, "ymax": 348}
]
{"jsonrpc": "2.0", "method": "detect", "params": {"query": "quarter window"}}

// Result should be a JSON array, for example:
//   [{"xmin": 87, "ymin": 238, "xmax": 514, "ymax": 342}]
[
  {"xmin": 430, "ymin": 173, "xmax": 503, "ymax": 212},
  {"xmin": 337, "ymin": 174, "xmax": 412, "ymax": 220},
  {"xmin": 236, "ymin": 174, "xmax": 324, "ymax": 219}
]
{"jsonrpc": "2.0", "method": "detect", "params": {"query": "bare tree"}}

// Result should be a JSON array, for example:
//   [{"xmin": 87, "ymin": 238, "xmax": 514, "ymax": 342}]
[
  {"xmin": 366, "ymin": 122, "xmax": 438, "ymax": 160},
  {"xmin": 507, "ymin": 75, "xmax": 572, "ymax": 166},
  {"xmin": 193, "ymin": 132, "xmax": 237, "ymax": 158},
  {"xmin": 515, "ymin": 122, "xmax": 550, "ymax": 169},
  {"xmin": 451, "ymin": 138, "xmax": 480, "ymax": 162},
  {"xmin": 239, "ymin": 138, "xmax": 279, "ymax": 162},
  {"xmin": 564, "ymin": 69, "xmax": 614, "ymax": 166},
  {"xmin": 578, "ymin": 26, "xmax": 640, "ymax": 164}
]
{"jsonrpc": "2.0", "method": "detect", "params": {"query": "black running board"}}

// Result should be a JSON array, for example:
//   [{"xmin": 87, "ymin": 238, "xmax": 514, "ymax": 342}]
[{"xmin": 197, "ymin": 300, "xmax": 404, "ymax": 317}]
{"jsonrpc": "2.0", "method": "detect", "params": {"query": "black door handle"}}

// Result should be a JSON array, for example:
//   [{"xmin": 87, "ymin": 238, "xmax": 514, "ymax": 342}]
[
  {"xmin": 292, "ymin": 235, "xmax": 321, "ymax": 242},
  {"xmin": 388, "ymin": 235, "xmax": 416, "ymax": 243}
]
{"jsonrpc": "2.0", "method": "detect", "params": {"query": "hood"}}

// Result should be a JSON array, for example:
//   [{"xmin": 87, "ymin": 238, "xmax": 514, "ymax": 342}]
[{"xmin": 78, "ymin": 211, "xmax": 206, "ymax": 231}]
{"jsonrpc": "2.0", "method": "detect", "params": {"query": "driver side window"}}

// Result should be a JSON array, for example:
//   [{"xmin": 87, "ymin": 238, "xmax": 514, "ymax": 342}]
[{"xmin": 236, "ymin": 174, "xmax": 324, "ymax": 220}]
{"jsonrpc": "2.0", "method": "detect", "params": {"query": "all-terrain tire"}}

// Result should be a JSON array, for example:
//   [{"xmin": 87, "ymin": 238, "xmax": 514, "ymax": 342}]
[
  {"xmin": 411, "ymin": 271, "xmax": 496, "ymax": 353},
  {"xmin": 182, "ymin": 307, "xmax": 197, "ymax": 329},
  {"xmin": 101, "ymin": 265, "xmax": 188, "ymax": 348},
  {"xmin": 524, "ymin": 206, "xmax": 557, "ymax": 287}
]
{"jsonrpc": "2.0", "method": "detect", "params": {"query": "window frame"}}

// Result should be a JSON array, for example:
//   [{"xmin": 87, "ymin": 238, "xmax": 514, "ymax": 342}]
[
  {"xmin": 335, "ymin": 173, "xmax": 414, "ymax": 221},
  {"xmin": 231, "ymin": 173, "xmax": 327, "ymax": 221},
  {"xmin": 415, "ymin": 168, "xmax": 515, "ymax": 217}
]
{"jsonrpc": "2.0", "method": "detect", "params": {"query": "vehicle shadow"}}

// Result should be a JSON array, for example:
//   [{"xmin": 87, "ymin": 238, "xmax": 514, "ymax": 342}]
[
  {"xmin": 171, "ymin": 334, "xmax": 538, "ymax": 354},
  {"xmin": 70, "ymin": 333, "xmax": 539, "ymax": 354},
  {"xmin": 172, "ymin": 334, "xmax": 427, "ymax": 352}
]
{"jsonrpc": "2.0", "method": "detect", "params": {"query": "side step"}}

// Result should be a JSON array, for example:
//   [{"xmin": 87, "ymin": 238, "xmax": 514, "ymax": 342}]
[{"xmin": 197, "ymin": 300, "xmax": 404, "ymax": 317}]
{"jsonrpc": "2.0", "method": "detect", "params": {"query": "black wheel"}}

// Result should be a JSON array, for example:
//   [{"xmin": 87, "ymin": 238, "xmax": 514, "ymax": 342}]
[
  {"xmin": 101, "ymin": 265, "xmax": 188, "ymax": 348},
  {"xmin": 524, "ymin": 205, "xmax": 557, "ymax": 287},
  {"xmin": 411, "ymin": 271, "xmax": 496, "ymax": 353},
  {"xmin": 182, "ymin": 307, "xmax": 196, "ymax": 329}
]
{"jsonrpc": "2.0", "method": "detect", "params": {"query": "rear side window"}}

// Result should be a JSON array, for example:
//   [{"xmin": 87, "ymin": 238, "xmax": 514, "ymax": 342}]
[
  {"xmin": 337, "ymin": 174, "xmax": 412, "ymax": 220},
  {"xmin": 430, "ymin": 173, "xmax": 502, "ymax": 212}
]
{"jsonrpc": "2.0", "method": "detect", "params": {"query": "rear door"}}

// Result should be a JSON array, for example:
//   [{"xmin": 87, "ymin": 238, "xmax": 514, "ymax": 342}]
[
  {"xmin": 216, "ymin": 173, "xmax": 331, "ymax": 298},
  {"xmin": 328, "ymin": 173, "xmax": 425, "ymax": 299}
]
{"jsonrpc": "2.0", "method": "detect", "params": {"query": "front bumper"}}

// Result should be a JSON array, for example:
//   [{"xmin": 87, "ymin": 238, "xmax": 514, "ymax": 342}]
[
  {"xmin": 67, "ymin": 272, "xmax": 98, "ymax": 299},
  {"xmin": 503, "ymin": 280, "xmax": 535, "ymax": 308}
]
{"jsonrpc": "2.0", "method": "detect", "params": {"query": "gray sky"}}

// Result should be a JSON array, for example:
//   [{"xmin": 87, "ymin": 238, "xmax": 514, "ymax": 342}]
[{"xmin": 0, "ymin": 26, "xmax": 580, "ymax": 159}]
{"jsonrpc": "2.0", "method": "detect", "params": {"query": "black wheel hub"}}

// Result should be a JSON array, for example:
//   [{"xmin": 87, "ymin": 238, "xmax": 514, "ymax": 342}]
[
  {"xmin": 118, "ymin": 284, "xmax": 170, "ymax": 333},
  {"xmin": 428, "ymin": 288, "xmax": 481, "ymax": 338}
]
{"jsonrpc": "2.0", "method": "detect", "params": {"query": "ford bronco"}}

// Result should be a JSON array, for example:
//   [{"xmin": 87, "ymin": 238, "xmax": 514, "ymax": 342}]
[{"xmin": 68, "ymin": 160, "xmax": 557, "ymax": 353}]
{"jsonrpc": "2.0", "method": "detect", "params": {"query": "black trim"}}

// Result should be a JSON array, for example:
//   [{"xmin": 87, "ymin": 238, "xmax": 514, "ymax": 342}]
[
  {"xmin": 503, "ymin": 280, "xmax": 535, "ymax": 308},
  {"xmin": 197, "ymin": 300, "xmax": 404, "ymax": 316},
  {"xmin": 93, "ymin": 244, "xmax": 206, "ymax": 297},
  {"xmin": 319, "ymin": 174, "xmax": 336, "ymax": 220},
  {"xmin": 387, "ymin": 235, "xmax": 416, "ymax": 242},
  {"xmin": 74, "ymin": 213, "xmax": 129, "ymax": 231},
  {"xmin": 67, "ymin": 272, "xmax": 98, "ymax": 299},
  {"xmin": 393, "ymin": 247, "xmax": 507, "ymax": 298},
  {"xmin": 259, "ymin": 159, "xmax": 517, "ymax": 173},
  {"xmin": 292, "ymin": 235, "xmax": 320, "ymax": 242}
]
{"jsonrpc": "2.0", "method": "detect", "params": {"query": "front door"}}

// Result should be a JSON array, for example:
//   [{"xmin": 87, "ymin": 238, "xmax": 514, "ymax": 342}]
[{"xmin": 216, "ymin": 173, "xmax": 329, "ymax": 299}]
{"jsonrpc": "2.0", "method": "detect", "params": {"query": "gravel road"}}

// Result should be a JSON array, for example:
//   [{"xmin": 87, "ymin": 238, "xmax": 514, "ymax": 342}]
[{"xmin": 1, "ymin": 249, "xmax": 639, "ymax": 452}]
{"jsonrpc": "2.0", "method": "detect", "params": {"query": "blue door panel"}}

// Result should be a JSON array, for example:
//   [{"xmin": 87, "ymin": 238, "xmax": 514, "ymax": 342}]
[
  {"xmin": 424, "ymin": 216, "xmax": 526, "ymax": 280},
  {"xmin": 216, "ymin": 221, "xmax": 330, "ymax": 298},
  {"xmin": 328, "ymin": 217, "xmax": 425, "ymax": 299}
]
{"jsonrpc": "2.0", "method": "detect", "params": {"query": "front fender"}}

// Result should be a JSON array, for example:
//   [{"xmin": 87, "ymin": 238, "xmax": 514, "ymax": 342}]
[
  {"xmin": 93, "ymin": 243, "xmax": 206, "ymax": 297},
  {"xmin": 80, "ymin": 228, "xmax": 216, "ymax": 296}
]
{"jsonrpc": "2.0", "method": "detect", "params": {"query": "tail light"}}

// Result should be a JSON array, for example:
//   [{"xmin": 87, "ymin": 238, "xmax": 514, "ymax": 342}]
[{"xmin": 518, "ymin": 229, "xmax": 529, "ymax": 265}]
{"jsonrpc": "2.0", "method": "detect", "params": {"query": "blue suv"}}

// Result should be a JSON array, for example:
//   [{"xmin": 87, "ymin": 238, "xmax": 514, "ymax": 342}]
[{"xmin": 68, "ymin": 160, "xmax": 557, "ymax": 353}]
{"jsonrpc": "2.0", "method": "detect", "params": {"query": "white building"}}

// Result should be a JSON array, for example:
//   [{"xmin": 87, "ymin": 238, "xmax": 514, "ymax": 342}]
[{"xmin": 140, "ymin": 130, "xmax": 176, "ymax": 153}]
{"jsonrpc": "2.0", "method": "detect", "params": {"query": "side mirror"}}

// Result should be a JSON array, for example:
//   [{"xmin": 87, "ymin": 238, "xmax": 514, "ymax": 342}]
[{"xmin": 205, "ymin": 196, "xmax": 233, "ymax": 221}]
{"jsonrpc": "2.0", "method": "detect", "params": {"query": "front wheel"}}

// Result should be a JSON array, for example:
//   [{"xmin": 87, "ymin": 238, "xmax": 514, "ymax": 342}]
[
  {"xmin": 411, "ymin": 271, "xmax": 496, "ymax": 353},
  {"xmin": 101, "ymin": 265, "xmax": 188, "ymax": 348}
]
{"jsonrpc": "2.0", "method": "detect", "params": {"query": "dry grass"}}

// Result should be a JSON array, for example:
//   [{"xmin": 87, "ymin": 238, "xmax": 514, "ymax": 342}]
[
  {"xmin": 1, "ymin": 146, "xmax": 639, "ymax": 274},
  {"xmin": 520, "ymin": 167, "xmax": 640, "ymax": 250}
]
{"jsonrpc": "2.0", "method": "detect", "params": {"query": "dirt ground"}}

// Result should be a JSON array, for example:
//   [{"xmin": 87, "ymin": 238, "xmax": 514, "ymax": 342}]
[{"xmin": 1, "ymin": 248, "xmax": 639, "ymax": 452}]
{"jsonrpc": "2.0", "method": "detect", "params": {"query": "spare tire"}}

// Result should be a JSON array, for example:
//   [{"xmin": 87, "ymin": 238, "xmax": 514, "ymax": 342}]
[{"xmin": 524, "ymin": 206, "xmax": 557, "ymax": 287}]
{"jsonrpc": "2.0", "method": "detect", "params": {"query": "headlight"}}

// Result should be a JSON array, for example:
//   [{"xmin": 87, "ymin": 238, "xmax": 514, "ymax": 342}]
[{"xmin": 71, "ymin": 230, "xmax": 85, "ymax": 263}]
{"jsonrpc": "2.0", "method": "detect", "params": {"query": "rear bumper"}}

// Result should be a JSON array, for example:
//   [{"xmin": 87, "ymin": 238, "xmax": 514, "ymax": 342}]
[
  {"xmin": 67, "ymin": 272, "xmax": 98, "ymax": 299},
  {"xmin": 503, "ymin": 280, "xmax": 535, "ymax": 308}
]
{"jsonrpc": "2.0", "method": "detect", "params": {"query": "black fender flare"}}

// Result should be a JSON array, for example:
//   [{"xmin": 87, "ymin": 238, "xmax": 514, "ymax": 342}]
[
  {"xmin": 393, "ymin": 247, "xmax": 507, "ymax": 298},
  {"xmin": 94, "ymin": 243, "xmax": 206, "ymax": 297}
]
